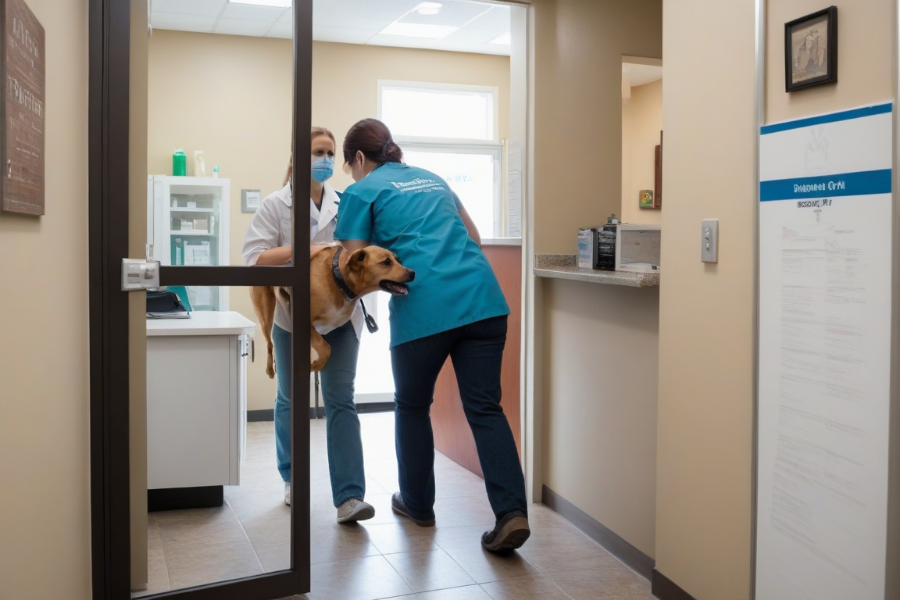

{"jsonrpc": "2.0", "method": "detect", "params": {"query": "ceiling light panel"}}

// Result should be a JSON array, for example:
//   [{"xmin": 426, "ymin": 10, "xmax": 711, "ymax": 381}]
[
  {"xmin": 151, "ymin": 11, "xmax": 218, "ymax": 32},
  {"xmin": 152, "ymin": 0, "xmax": 226, "ymax": 16},
  {"xmin": 398, "ymin": 0, "xmax": 492, "ymax": 27},
  {"xmin": 228, "ymin": 0, "xmax": 291, "ymax": 7}
]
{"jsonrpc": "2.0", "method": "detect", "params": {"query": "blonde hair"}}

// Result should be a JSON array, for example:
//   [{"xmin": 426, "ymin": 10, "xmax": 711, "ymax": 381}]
[{"xmin": 283, "ymin": 126, "xmax": 337, "ymax": 186}]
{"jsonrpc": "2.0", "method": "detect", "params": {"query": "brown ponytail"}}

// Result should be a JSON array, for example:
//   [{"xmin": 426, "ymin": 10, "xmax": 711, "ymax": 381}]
[{"xmin": 342, "ymin": 118, "xmax": 403, "ymax": 167}]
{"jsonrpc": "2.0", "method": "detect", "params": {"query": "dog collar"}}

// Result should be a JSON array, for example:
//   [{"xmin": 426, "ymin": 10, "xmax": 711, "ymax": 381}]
[{"xmin": 332, "ymin": 246, "xmax": 357, "ymax": 300}]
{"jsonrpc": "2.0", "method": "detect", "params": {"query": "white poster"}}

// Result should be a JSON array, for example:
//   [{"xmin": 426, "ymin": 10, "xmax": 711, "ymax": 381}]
[{"xmin": 756, "ymin": 103, "xmax": 893, "ymax": 600}]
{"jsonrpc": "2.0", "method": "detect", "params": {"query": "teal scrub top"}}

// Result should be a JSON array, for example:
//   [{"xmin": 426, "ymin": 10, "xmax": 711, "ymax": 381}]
[{"xmin": 334, "ymin": 162, "xmax": 509, "ymax": 347}]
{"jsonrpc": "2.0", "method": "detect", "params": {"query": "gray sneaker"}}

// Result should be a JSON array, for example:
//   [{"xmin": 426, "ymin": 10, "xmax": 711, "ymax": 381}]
[
  {"xmin": 337, "ymin": 498, "xmax": 375, "ymax": 523},
  {"xmin": 481, "ymin": 511, "xmax": 530, "ymax": 553}
]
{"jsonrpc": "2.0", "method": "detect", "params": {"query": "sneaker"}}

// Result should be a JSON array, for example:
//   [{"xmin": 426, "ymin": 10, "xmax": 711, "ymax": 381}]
[
  {"xmin": 284, "ymin": 482, "xmax": 291, "ymax": 507},
  {"xmin": 390, "ymin": 492, "xmax": 435, "ymax": 527},
  {"xmin": 337, "ymin": 498, "xmax": 375, "ymax": 523},
  {"xmin": 481, "ymin": 511, "xmax": 530, "ymax": 553}
]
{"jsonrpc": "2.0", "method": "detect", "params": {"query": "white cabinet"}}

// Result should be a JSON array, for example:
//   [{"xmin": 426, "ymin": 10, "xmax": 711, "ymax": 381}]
[
  {"xmin": 148, "ymin": 175, "xmax": 231, "ymax": 311},
  {"xmin": 146, "ymin": 312, "xmax": 254, "ymax": 490}
]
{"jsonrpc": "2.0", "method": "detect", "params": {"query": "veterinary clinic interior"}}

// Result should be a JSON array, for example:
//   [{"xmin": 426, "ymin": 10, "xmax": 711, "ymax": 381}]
[{"xmin": 2, "ymin": 0, "xmax": 900, "ymax": 599}]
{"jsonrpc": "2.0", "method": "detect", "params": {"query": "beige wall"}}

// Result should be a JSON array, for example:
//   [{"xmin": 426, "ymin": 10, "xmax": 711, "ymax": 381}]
[
  {"xmin": 541, "ymin": 280, "xmax": 659, "ymax": 557},
  {"xmin": 533, "ymin": 0, "xmax": 662, "ymax": 254},
  {"xmin": 621, "ymin": 80, "xmax": 662, "ymax": 225},
  {"xmin": 531, "ymin": 0, "xmax": 663, "ymax": 560},
  {"xmin": 148, "ymin": 32, "xmax": 510, "ymax": 411},
  {"xmin": 655, "ymin": 0, "xmax": 757, "ymax": 596},
  {"xmin": 0, "ymin": 0, "xmax": 91, "ymax": 598}
]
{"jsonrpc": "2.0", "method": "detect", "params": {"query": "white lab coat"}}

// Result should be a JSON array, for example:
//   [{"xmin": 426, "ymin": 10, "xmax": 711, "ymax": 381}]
[{"xmin": 242, "ymin": 182, "xmax": 364, "ymax": 337}]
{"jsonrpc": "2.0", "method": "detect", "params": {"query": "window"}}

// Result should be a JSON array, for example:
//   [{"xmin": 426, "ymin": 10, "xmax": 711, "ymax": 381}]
[{"xmin": 378, "ymin": 81, "xmax": 503, "ymax": 237}]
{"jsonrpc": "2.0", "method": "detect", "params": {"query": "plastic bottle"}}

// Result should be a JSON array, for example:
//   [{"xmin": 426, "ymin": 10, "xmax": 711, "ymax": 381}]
[
  {"xmin": 173, "ymin": 149, "xmax": 187, "ymax": 176},
  {"xmin": 212, "ymin": 165, "xmax": 220, "ymax": 178}
]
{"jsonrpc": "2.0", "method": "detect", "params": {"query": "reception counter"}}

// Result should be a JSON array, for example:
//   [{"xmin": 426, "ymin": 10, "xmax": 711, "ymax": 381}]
[{"xmin": 535, "ymin": 254, "xmax": 660, "ymax": 287}]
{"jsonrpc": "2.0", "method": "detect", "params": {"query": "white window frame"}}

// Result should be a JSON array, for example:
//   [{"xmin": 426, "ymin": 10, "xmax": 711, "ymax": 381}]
[{"xmin": 377, "ymin": 80, "xmax": 505, "ymax": 237}]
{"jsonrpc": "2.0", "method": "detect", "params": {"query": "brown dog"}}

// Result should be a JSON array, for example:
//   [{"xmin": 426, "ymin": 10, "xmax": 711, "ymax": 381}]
[{"xmin": 250, "ymin": 245, "xmax": 415, "ymax": 377}]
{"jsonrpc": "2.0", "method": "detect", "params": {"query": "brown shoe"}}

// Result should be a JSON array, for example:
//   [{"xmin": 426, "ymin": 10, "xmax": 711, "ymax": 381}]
[
  {"xmin": 481, "ymin": 511, "xmax": 530, "ymax": 553},
  {"xmin": 391, "ymin": 492, "xmax": 435, "ymax": 527}
]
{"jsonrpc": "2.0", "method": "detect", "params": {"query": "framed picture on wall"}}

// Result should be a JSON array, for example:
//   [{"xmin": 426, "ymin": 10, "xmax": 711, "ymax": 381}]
[
  {"xmin": 639, "ymin": 190, "xmax": 654, "ymax": 209},
  {"xmin": 785, "ymin": 6, "xmax": 838, "ymax": 92},
  {"xmin": 653, "ymin": 130, "xmax": 663, "ymax": 209}
]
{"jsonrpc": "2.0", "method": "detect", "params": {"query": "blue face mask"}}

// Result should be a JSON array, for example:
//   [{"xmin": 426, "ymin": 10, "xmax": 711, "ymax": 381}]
[{"xmin": 311, "ymin": 155, "xmax": 334, "ymax": 183}]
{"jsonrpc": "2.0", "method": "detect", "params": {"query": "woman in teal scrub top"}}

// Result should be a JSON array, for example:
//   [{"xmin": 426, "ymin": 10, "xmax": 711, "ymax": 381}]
[{"xmin": 334, "ymin": 118, "xmax": 530, "ymax": 553}]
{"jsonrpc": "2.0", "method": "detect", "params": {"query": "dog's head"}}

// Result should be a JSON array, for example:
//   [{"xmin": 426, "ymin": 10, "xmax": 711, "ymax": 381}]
[{"xmin": 346, "ymin": 246, "xmax": 416, "ymax": 297}]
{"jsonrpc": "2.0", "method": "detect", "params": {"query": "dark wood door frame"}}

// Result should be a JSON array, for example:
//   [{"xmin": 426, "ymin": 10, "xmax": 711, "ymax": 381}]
[{"xmin": 88, "ymin": 1, "xmax": 312, "ymax": 598}]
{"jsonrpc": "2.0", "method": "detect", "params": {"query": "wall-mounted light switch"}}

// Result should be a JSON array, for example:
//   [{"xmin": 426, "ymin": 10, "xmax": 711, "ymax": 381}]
[{"xmin": 701, "ymin": 219, "xmax": 718, "ymax": 263}]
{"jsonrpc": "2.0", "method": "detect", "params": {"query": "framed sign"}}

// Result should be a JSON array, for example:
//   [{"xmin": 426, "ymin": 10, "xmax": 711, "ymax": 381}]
[
  {"xmin": 0, "ymin": 0, "xmax": 45, "ymax": 216},
  {"xmin": 785, "ymin": 6, "xmax": 838, "ymax": 92},
  {"xmin": 241, "ymin": 189, "xmax": 262, "ymax": 213}
]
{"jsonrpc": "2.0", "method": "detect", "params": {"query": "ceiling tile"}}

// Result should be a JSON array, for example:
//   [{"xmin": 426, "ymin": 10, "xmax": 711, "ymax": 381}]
[
  {"xmin": 319, "ymin": 0, "xmax": 417, "ymax": 22},
  {"xmin": 220, "ymin": 3, "xmax": 288, "ymax": 20},
  {"xmin": 312, "ymin": 26, "xmax": 376, "ymax": 45},
  {"xmin": 462, "ymin": 4, "xmax": 509, "ymax": 31},
  {"xmin": 280, "ymin": 7, "xmax": 294, "ymax": 23},
  {"xmin": 152, "ymin": 11, "xmax": 217, "ymax": 32},
  {"xmin": 398, "ymin": 0, "xmax": 493, "ymax": 27},
  {"xmin": 152, "ymin": 0, "xmax": 226, "ymax": 17},
  {"xmin": 267, "ymin": 22, "xmax": 293, "ymax": 38},
  {"xmin": 314, "ymin": 13, "xmax": 395, "ymax": 32},
  {"xmin": 214, "ymin": 18, "xmax": 275, "ymax": 36}
]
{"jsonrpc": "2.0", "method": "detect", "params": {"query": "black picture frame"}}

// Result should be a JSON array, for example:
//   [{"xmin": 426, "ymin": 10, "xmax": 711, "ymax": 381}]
[{"xmin": 785, "ymin": 6, "xmax": 838, "ymax": 92}]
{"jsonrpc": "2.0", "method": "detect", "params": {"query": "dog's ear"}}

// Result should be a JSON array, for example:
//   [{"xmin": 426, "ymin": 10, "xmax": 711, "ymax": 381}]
[{"xmin": 350, "ymin": 249, "xmax": 367, "ymax": 265}]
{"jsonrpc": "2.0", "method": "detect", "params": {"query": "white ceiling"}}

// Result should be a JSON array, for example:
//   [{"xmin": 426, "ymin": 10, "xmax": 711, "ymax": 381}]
[
  {"xmin": 150, "ymin": 0, "xmax": 512, "ymax": 56},
  {"xmin": 623, "ymin": 63, "xmax": 663, "ymax": 87}
]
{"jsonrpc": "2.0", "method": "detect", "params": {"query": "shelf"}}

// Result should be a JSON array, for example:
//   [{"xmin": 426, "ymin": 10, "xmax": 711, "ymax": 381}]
[
  {"xmin": 534, "ymin": 254, "xmax": 660, "ymax": 287},
  {"xmin": 170, "ymin": 207, "xmax": 215, "ymax": 213},
  {"xmin": 171, "ymin": 231, "xmax": 213, "ymax": 236}
]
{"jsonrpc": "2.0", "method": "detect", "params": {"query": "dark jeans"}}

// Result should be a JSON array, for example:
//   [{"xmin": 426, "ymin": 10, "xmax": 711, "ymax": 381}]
[{"xmin": 391, "ymin": 315, "xmax": 527, "ymax": 522}]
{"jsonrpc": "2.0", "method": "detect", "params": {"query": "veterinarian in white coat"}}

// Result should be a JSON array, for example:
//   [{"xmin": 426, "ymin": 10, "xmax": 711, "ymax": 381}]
[{"xmin": 242, "ymin": 127, "xmax": 373, "ymax": 523}]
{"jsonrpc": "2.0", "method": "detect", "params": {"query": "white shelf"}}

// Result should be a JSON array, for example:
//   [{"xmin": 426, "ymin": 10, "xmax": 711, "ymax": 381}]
[
  {"xmin": 170, "ymin": 207, "xmax": 215, "ymax": 213},
  {"xmin": 171, "ymin": 231, "xmax": 213, "ymax": 236}
]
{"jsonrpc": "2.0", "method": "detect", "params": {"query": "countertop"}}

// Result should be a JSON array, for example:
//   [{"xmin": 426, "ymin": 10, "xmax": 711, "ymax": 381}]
[
  {"xmin": 534, "ymin": 255, "xmax": 660, "ymax": 287},
  {"xmin": 147, "ymin": 311, "xmax": 256, "ymax": 336}
]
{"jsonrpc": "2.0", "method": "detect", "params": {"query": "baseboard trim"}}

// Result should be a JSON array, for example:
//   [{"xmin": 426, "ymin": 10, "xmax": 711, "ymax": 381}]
[
  {"xmin": 247, "ymin": 402, "xmax": 395, "ymax": 423},
  {"xmin": 247, "ymin": 409, "xmax": 274, "ymax": 422},
  {"xmin": 651, "ymin": 568, "xmax": 697, "ymax": 600},
  {"xmin": 148, "ymin": 486, "xmax": 223, "ymax": 512},
  {"xmin": 541, "ymin": 485, "xmax": 654, "ymax": 580}
]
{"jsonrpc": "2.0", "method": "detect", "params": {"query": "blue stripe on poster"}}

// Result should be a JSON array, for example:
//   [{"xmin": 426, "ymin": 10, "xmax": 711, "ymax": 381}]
[
  {"xmin": 760, "ymin": 103, "xmax": 892, "ymax": 135},
  {"xmin": 759, "ymin": 169, "xmax": 892, "ymax": 202}
]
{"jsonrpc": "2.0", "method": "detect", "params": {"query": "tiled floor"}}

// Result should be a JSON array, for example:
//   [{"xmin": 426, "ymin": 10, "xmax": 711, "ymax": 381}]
[{"xmin": 136, "ymin": 412, "xmax": 653, "ymax": 599}]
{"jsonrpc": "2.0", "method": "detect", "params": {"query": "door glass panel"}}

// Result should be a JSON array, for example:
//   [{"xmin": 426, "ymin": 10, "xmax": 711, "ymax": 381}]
[
  {"xmin": 146, "ymin": 6, "xmax": 294, "ymax": 269},
  {"xmin": 135, "ymin": 285, "xmax": 292, "ymax": 597}
]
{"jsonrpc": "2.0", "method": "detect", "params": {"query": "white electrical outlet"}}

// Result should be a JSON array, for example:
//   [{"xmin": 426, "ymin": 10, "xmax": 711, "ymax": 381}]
[{"xmin": 701, "ymin": 219, "xmax": 718, "ymax": 263}]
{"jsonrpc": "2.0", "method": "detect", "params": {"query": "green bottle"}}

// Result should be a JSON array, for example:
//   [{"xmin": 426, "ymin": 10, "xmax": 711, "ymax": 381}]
[{"xmin": 173, "ymin": 149, "xmax": 187, "ymax": 176}]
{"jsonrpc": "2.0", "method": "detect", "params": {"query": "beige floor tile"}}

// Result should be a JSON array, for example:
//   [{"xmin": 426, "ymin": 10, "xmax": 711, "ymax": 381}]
[
  {"xmin": 545, "ymin": 566, "xmax": 652, "ymax": 600},
  {"xmin": 308, "ymin": 522, "xmax": 380, "ymax": 565},
  {"xmin": 516, "ymin": 534, "xmax": 622, "ymax": 573},
  {"xmin": 417, "ymin": 585, "xmax": 493, "ymax": 599},
  {"xmin": 147, "ymin": 517, "xmax": 163, "ymax": 549},
  {"xmin": 132, "ymin": 546, "xmax": 170, "ymax": 598},
  {"xmin": 256, "ymin": 543, "xmax": 291, "ymax": 573},
  {"xmin": 156, "ymin": 505, "xmax": 248, "ymax": 548},
  {"xmin": 309, "ymin": 555, "xmax": 413, "ymax": 600},
  {"xmin": 384, "ymin": 548, "xmax": 476, "ymax": 593},
  {"xmin": 239, "ymin": 508, "xmax": 292, "ymax": 548},
  {"xmin": 163, "ymin": 538, "xmax": 263, "ymax": 590},
  {"xmin": 479, "ymin": 574, "xmax": 572, "ymax": 600},
  {"xmin": 364, "ymin": 522, "xmax": 439, "ymax": 555},
  {"xmin": 436, "ymin": 534, "xmax": 539, "ymax": 584}
]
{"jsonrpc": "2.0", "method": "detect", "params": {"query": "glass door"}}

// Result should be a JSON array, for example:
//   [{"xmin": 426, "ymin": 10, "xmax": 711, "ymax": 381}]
[{"xmin": 89, "ymin": 0, "xmax": 313, "ymax": 598}]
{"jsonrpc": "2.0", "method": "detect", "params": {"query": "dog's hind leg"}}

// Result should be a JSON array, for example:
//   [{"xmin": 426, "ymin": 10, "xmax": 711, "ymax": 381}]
[
  {"xmin": 310, "ymin": 328, "xmax": 331, "ymax": 372},
  {"xmin": 250, "ymin": 286, "xmax": 277, "ymax": 379}
]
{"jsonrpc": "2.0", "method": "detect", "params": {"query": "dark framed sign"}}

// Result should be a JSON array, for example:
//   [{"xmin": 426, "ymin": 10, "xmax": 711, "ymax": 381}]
[
  {"xmin": 0, "ymin": 0, "xmax": 44, "ymax": 216},
  {"xmin": 653, "ymin": 130, "xmax": 663, "ymax": 209},
  {"xmin": 785, "ymin": 6, "xmax": 838, "ymax": 92}
]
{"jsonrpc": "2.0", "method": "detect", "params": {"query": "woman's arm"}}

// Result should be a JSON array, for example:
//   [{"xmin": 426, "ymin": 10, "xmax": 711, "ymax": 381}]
[
  {"xmin": 255, "ymin": 246, "xmax": 292, "ymax": 265},
  {"xmin": 340, "ymin": 239, "xmax": 368, "ymax": 253},
  {"xmin": 458, "ymin": 204, "xmax": 482, "ymax": 247}
]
